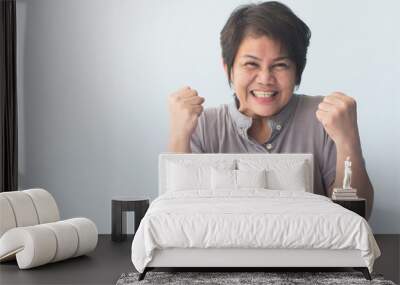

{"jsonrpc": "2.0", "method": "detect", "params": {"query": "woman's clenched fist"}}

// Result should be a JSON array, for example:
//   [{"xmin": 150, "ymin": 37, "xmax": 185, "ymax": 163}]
[
  {"xmin": 315, "ymin": 92, "xmax": 360, "ymax": 148},
  {"xmin": 168, "ymin": 86, "xmax": 205, "ymax": 140}
]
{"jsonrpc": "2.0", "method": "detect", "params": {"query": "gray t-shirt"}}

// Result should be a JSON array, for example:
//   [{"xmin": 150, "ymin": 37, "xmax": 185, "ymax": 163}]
[{"xmin": 190, "ymin": 94, "xmax": 336, "ymax": 196}]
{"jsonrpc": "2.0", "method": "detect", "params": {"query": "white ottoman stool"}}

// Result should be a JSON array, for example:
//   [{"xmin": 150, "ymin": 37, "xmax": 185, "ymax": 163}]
[{"xmin": 0, "ymin": 189, "xmax": 98, "ymax": 269}]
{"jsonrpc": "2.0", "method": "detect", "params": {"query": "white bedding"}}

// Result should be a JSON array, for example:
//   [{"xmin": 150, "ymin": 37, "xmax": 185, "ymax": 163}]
[{"xmin": 131, "ymin": 190, "xmax": 380, "ymax": 273}]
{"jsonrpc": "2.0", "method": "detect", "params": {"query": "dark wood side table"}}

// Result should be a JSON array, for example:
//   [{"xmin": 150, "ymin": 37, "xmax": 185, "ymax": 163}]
[
  {"xmin": 332, "ymin": 198, "xmax": 366, "ymax": 218},
  {"xmin": 111, "ymin": 197, "xmax": 149, "ymax": 242}
]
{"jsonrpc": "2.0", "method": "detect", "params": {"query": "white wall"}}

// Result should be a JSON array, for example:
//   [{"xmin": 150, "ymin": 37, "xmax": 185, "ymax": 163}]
[{"xmin": 16, "ymin": 0, "xmax": 399, "ymax": 233}]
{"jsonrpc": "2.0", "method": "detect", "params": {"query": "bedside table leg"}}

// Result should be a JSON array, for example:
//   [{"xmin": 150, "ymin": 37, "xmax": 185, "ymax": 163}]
[{"xmin": 112, "ymin": 201, "xmax": 127, "ymax": 241}]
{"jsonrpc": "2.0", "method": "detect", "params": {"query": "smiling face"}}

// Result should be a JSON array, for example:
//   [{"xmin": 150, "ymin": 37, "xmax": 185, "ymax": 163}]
[{"xmin": 225, "ymin": 35, "xmax": 297, "ymax": 118}]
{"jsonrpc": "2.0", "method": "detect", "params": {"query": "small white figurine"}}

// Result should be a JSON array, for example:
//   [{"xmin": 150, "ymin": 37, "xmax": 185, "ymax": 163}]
[{"xmin": 342, "ymin": 156, "xmax": 352, "ymax": 189}]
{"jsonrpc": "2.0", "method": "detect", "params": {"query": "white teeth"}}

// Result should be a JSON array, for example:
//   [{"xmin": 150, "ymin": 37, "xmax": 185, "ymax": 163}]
[{"xmin": 252, "ymin": 91, "xmax": 276, "ymax": 98}]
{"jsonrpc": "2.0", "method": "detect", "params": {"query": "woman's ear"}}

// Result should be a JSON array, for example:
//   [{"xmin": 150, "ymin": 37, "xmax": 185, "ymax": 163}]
[
  {"xmin": 222, "ymin": 60, "xmax": 234, "ymax": 84},
  {"xmin": 222, "ymin": 59, "xmax": 228, "ymax": 75},
  {"xmin": 222, "ymin": 59, "xmax": 234, "ymax": 87}
]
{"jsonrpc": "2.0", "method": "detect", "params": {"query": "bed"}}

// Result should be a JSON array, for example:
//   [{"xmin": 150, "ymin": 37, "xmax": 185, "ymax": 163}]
[{"xmin": 131, "ymin": 153, "xmax": 380, "ymax": 281}]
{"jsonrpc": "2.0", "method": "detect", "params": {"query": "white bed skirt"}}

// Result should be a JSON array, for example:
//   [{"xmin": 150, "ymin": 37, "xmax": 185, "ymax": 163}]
[{"xmin": 148, "ymin": 248, "xmax": 366, "ymax": 268}]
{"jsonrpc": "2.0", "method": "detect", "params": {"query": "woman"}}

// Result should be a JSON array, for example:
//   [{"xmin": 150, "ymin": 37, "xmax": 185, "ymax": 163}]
[{"xmin": 167, "ymin": 1, "xmax": 374, "ymax": 219}]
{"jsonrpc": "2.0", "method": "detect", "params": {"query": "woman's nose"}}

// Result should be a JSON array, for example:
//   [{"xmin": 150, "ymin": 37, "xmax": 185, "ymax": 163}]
[{"xmin": 256, "ymin": 69, "xmax": 275, "ymax": 85}]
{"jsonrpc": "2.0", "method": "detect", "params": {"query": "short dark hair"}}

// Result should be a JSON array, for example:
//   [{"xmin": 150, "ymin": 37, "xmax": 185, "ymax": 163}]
[{"xmin": 220, "ymin": 1, "xmax": 311, "ymax": 87}]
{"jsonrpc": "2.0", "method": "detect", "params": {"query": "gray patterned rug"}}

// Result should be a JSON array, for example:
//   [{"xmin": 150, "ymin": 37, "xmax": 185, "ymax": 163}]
[{"xmin": 116, "ymin": 271, "xmax": 396, "ymax": 285}]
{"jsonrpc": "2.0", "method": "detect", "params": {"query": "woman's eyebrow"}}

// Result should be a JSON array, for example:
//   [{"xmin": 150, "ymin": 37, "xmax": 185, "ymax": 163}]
[
  {"xmin": 242, "ymin": 55, "xmax": 290, "ymax": 61},
  {"xmin": 243, "ymin": 55, "xmax": 261, "ymax": 61},
  {"xmin": 273, "ymin": 56, "xmax": 290, "ymax": 61}
]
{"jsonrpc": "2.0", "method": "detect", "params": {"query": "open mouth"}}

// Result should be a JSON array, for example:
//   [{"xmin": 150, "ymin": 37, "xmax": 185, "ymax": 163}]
[{"xmin": 250, "ymin": 90, "xmax": 278, "ymax": 98}]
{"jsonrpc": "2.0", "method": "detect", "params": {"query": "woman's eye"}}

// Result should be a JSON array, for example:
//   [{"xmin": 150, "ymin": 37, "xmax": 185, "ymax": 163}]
[
  {"xmin": 273, "ymin": 63, "xmax": 289, "ymax": 69},
  {"xmin": 245, "ymin": 62, "xmax": 258, "ymax": 67}
]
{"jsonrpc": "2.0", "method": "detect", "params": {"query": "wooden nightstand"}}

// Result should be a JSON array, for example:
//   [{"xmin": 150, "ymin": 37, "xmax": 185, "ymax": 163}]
[
  {"xmin": 111, "ymin": 197, "xmax": 149, "ymax": 242},
  {"xmin": 332, "ymin": 198, "xmax": 366, "ymax": 218}
]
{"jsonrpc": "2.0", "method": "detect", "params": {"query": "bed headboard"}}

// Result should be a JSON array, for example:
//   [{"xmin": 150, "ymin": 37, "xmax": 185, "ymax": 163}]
[{"xmin": 158, "ymin": 153, "xmax": 314, "ymax": 196}]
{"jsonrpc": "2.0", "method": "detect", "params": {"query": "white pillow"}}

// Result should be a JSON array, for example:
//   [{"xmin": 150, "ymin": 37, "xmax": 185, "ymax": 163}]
[
  {"xmin": 236, "ymin": 169, "xmax": 267, "ymax": 189},
  {"xmin": 210, "ymin": 168, "xmax": 267, "ymax": 190},
  {"xmin": 237, "ymin": 159, "xmax": 309, "ymax": 192},
  {"xmin": 210, "ymin": 168, "xmax": 236, "ymax": 190},
  {"xmin": 166, "ymin": 159, "xmax": 235, "ymax": 191},
  {"xmin": 267, "ymin": 162, "xmax": 307, "ymax": 191},
  {"xmin": 167, "ymin": 162, "xmax": 209, "ymax": 191}
]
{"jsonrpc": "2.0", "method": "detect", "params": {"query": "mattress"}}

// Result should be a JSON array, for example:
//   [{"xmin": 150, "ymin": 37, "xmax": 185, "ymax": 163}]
[{"xmin": 131, "ymin": 189, "xmax": 380, "ymax": 273}]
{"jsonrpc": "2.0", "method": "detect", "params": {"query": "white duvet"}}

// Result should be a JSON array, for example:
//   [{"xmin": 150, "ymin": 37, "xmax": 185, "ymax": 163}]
[{"xmin": 131, "ymin": 190, "xmax": 380, "ymax": 273}]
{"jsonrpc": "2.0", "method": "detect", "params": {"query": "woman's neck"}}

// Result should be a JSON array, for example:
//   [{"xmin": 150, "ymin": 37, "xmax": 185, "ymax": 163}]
[{"xmin": 247, "ymin": 118, "xmax": 271, "ymax": 144}]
